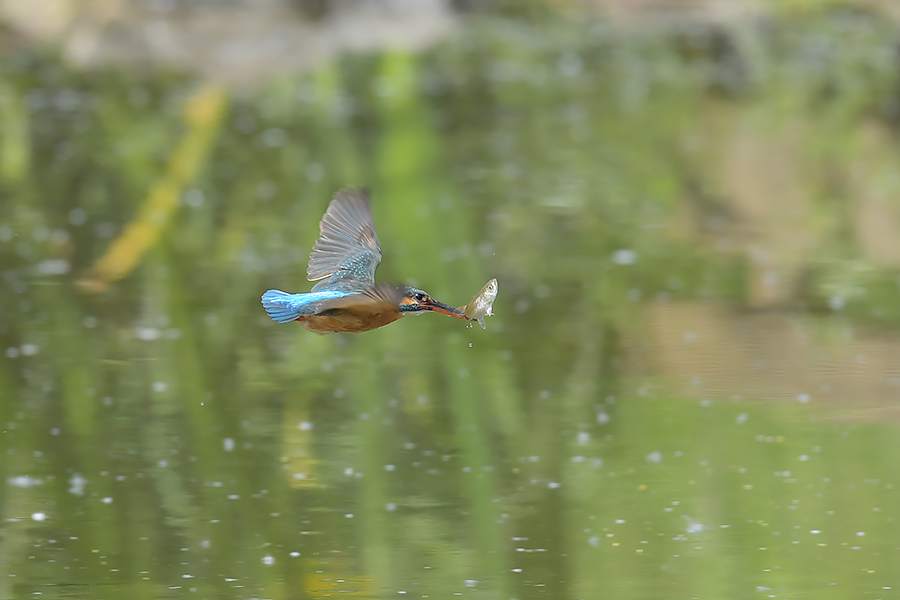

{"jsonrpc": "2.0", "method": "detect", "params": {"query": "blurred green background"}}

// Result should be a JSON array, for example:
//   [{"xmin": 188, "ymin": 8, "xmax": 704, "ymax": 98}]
[{"xmin": 3, "ymin": 0, "xmax": 900, "ymax": 598}]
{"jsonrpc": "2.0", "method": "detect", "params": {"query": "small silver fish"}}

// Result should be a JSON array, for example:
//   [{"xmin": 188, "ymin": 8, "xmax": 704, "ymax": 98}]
[{"xmin": 460, "ymin": 278, "xmax": 498, "ymax": 329}]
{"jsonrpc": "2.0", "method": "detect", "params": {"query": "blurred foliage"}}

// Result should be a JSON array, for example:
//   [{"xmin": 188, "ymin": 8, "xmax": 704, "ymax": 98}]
[{"xmin": 2, "ymin": 6, "xmax": 900, "ymax": 599}]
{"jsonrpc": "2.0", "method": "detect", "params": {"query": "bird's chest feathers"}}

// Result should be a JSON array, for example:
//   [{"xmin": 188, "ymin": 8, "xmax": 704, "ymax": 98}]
[{"xmin": 300, "ymin": 306, "xmax": 403, "ymax": 334}]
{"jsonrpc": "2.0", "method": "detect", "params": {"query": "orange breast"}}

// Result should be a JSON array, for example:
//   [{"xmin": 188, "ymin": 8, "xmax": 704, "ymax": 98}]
[{"xmin": 299, "ymin": 310, "xmax": 404, "ymax": 334}]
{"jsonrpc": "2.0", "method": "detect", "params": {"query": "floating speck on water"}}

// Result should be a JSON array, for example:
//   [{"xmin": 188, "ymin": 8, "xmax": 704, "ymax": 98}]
[
  {"xmin": 344, "ymin": 467, "xmax": 354, "ymax": 476},
  {"xmin": 683, "ymin": 331, "xmax": 697, "ymax": 343},
  {"xmin": 597, "ymin": 411, "xmax": 610, "ymax": 424},
  {"xmin": 736, "ymin": 413, "xmax": 748, "ymax": 424},
  {"xmin": 20, "ymin": 343, "xmax": 38, "ymax": 356},
  {"xmin": 262, "ymin": 555, "xmax": 275, "ymax": 565},
  {"xmin": 686, "ymin": 522, "xmax": 704, "ymax": 534},
  {"xmin": 799, "ymin": 455, "xmax": 809, "ymax": 462},
  {"xmin": 512, "ymin": 568, "xmax": 523, "ymax": 573},
  {"xmin": 8, "ymin": 476, "xmax": 42, "ymax": 488},
  {"xmin": 386, "ymin": 502, "xmax": 397, "ymax": 512},
  {"xmin": 31, "ymin": 512, "xmax": 47, "ymax": 521},
  {"xmin": 588, "ymin": 536, "xmax": 599, "ymax": 547},
  {"xmin": 223, "ymin": 438, "xmax": 235, "ymax": 452},
  {"xmin": 828, "ymin": 296, "xmax": 845, "ymax": 311},
  {"xmin": 798, "ymin": 393, "xmax": 810, "ymax": 403},
  {"xmin": 101, "ymin": 496, "xmax": 113, "ymax": 504},
  {"xmin": 158, "ymin": 460, "xmax": 168, "ymax": 468},
  {"xmin": 857, "ymin": 531, "xmax": 866, "ymax": 537},
  {"xmin": 810, "ymin": 529, "xmax": 821, "ymax": 534},
  {"xmin": 290, "ymin": 551, "xmax": 300, "ymax": 557},
  {"xmin": 299, "ymin": 421, "xmax": 313, "ymax": 431},
  {"xmin": 646, "ymin": 451, "xmax": 662, "ymax": 464},
  {"xmin": 464, "ymin": 579, "xmax": 477, "ymax": 588},
  {"xmin": 152, "ymin": 382, "xmax": 168, "ymax": 393},
  {"xmin": 83, "ymin": 316, "xmax": 98, "ymax": 328},
  {"xmin": 345, "ymin": 513, "xmax": 354, "ymax": 519},
  {"xmin": 577, "ymin": 431, "xmax": 590, "ymax": 445},
  {"xmin": 615, "ymin": 519, "xmax": 626, "ymax": 524},
  {"xmin": 385, "ymin": 464, "xmax": 395, "ymax": 472},
  {"xmin": 548, "ymin": 481, "xmax": 561, "ymax": 489},
  {"xmin": 6, "ymin": 347, "xmax": 19, "ymax": 359},
  {"xmin": 468, "ymin": 342, "xmax": 472, "ymax": 348}
]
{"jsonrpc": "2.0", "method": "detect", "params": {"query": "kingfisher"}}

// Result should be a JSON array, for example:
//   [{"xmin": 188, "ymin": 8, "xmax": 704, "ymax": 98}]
[{"xmin": 261, "ymin": 187, "xmax": 467, "ymax": 334}]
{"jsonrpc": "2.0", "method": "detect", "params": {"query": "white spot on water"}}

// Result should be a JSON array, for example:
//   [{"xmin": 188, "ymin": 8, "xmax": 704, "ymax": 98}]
[
  {"xmin": 262, "ymin": 555, "xmax": 275, "ymax": 565},
  {"xmin": 69, "ymin": 208, "xmax": 87, "ymax": 226},
  {"xmin": 68, "ymin": 473, "xmax": 86, "ymax": 496},
  {"xmin": 101, "ymin": 496, "xmax": 113, "ymax": 504},
  {"xmin": 611, "ymin": 249, "xmax": 638, "ymax": 265},
  {"xmin": 299, "ymin": 421, "xmax": 313, "ymax": 431},
  {"xmin": 736, "ymin": 413, "xmax": 748, "ymax": 424},
  {"xmin": 223, "ymin": 438, "xmax": 235, "ymax": 452},
  {"xmin": 184, "ymin": 188, "xmax": 204, "ymax": 207},
  {"xmin": 386, "ymin": 502, "xmax": 397, "ymax": 512},
  {"xmin": 8, "ymin": 476, "xmax": 42, "ymax": 488},
  {"xmin": 646, "ymin": 451, "xmax": 662, "ymax": 464},
  {"xmin": 798, "ymin": 393, "xmax": 810, "ymax": 404},
  {"xmin": 577, "ymin": 431, "xmax": 590, "ymax": 445},
  {"xmin": 35, "ymin": 259, "xmax": 70, "ymax": 275},
  {"xmin": 31, "ymin": 512, "xmax": 47, "ymax": 521},
  {"xmin": 152, "ymin": 382, "xmax": 167, "ymax": 393}
]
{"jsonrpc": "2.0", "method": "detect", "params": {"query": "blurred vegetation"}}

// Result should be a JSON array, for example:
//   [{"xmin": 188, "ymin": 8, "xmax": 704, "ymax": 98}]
[{"xmin": 2, "ymin": 5, "xmax": 900, "ymax": 599}]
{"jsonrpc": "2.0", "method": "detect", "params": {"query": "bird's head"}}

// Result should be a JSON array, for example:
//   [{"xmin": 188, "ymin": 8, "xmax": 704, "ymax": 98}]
[{"xmin": 397, "ymin": 286, "xmax": 466, "ymax": 319}]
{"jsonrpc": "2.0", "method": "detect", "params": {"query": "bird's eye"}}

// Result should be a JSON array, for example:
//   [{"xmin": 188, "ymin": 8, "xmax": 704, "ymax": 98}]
[{"xmin": 415, "ymin": 292, "xmax": 427, "ymax": 302}]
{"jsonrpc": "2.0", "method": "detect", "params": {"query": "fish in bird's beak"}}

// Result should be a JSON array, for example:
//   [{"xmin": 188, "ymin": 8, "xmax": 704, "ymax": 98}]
[{"xmin": 421, "ymin": 296, "xmax": 468, "ymax": 319}]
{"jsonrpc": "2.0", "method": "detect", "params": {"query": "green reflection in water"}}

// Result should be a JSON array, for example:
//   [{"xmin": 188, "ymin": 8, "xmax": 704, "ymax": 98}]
[{"xmin": 3, "ymin": 8, "xmax": 900, "ymax": 600}]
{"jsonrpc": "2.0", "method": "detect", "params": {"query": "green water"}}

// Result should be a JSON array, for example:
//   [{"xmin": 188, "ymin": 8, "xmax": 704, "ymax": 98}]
[{"xmin": 3, "ymin": 9, "xmax": 900, "ymax": 599}]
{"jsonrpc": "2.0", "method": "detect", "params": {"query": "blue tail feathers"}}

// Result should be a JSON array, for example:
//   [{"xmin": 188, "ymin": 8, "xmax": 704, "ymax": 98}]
[{"xmin": 261, "ymin": 289, "xmax": 302, "ymax": 324}]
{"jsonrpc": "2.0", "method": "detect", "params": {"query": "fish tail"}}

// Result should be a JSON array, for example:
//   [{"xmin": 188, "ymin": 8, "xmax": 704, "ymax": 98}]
[{"xmin": 261, "ymin": 289, "xmax": 302, "ymax": 324}]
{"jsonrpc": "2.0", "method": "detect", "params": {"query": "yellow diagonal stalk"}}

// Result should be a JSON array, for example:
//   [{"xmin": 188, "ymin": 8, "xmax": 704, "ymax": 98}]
[{"xmin": 78, "ymin": 84, "xmax": 228, "ymax": 293}]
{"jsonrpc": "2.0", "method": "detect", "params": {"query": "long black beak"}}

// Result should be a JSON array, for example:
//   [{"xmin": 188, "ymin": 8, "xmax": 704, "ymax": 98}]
[{"xmin": 422, "ymin": 297, "xmax": 467, "ymax": 319}]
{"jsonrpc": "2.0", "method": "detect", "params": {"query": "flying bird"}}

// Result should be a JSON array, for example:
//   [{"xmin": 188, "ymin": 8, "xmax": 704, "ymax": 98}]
[{"xmin": 261, "ymin": 187, "xmax": 466, "ymax": 334}]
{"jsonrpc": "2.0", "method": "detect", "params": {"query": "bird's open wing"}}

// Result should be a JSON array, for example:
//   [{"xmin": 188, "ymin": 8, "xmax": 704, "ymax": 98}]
[
  {"xmin": 307, "ymin": 187, "xmax": 383, "ymax": 292},
  {"xmin": 313, "ymin": 284, "xmax": 402, "ymax": 314}
]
